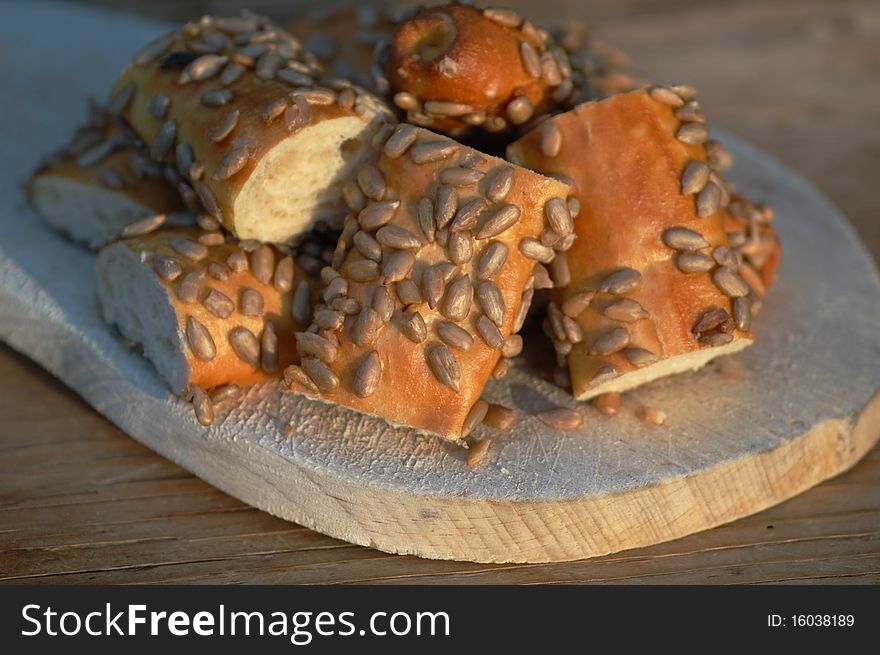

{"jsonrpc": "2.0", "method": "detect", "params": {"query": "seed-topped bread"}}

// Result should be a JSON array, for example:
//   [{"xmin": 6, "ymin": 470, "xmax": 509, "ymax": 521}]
[
  {"xmin": 96, "ymin": 226, "xmax": 320, "ymax": 399},
  {"xmin": 108, "ymin": 11, "xmax": 395, "ymax": 244},
  {"xmin": 28, "ymin": 102, "xmax": 183, "ymax": 249},
  {"xmin": 508, "ymin": 87, "xmax": 765, "ymax": 400},
  {"xmin": 283, "ymin": 125, "xmax": 573, "ymax": 439}
]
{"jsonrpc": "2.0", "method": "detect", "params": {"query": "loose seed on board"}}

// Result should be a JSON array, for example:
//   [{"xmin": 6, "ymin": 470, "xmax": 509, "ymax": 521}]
[
  {"xmin": 302, "ymin": 358, "xmax": 340, "ymax": 392},
  {"xmin": 400, "ymin": 310, "xmax": 427, "ymax": 343},
  {"xmin": 600, "ymin": 268, "xmax": 641, "ymax": 294},
  {"xmin": 680, "ymin": 160, "xmax": 710, "ymax": 195},
  {"xmin": 595, "ymin": 392, "xmax": 622, "ymax": 417},
  {"xmin": 662, "ymin": 226, "xmax": 708, "ymax": 251},
  {"xmin": 191, "ymin": 385, "xmax": 214, "ymax": 427},
  {"xmin": 382, "ymin": 250, "xmax": 415, "ymax": 284},
  {"xmin": 712, "ymin": 266, "xmax": 750, "ymax": 298},
  {"xmin": 437, "ymin": 321, "xmax": 474, "ymax": 352},
  {"xmin": 353, "ymin": 350, "xmax": 382, "ymax": 398},
  {"xmin": 538, "ymin": 408, "xmax": 583, "ymax": 431},
  {"xmin": 177, "ymin": 270, "xmax": 205, "ymax": 305},
  {"xmin": 292, "ymin": 280, "xmax": 311, "ymax": 324},
  {"xmin": 426, "ymin": 343, "xmax": 461, "ymax": 392},
  {"xmin": 240, "ymin": 288, "xmax": 264, "ymax": 316},
  {"xmin": 696, "ymin": 181, "xmax": 721, "ymax": 218},
  {"xmin": 591, "ymin": 327, "xmax": 630, "ymax": 356},
  {"xmin": 358, "ymin": 200, "xmax": 400, "ymax": 229},
  {"xmin": 120, "ymin": 213, "xmax": 166, "ymax": 238},
  {"xmin": 207, "ymin": 109, "xmax": 240, "ymax": 143},
  {"xmin": 733, "ymin": 296, "xmax": 752, "ymax": 331},
  {"xmin": 541, "ymin": 121, "xmax": 563, "ymax": 157},
  {"xmin": 202, "ymin": 288, "xmax": 234, "ymax": 318},
  {"xmin": 466, "ymin": 438, "xmax": 491, "ymax": 468},
  {"xmin": 186, "ymin": 315, "xmax": 216, "ymax": 361},
  {"xmin": 638, "ymin": 405, "xmax": 667, "ymax": 426},
  {"xmin": 677, "ymin": 252, "xmax": 715, "ymax": 273}
]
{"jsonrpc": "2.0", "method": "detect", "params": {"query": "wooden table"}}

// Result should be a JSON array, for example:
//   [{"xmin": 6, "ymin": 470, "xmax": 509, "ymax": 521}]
[{"xmin": 2, "ymin": 0, "xmax": 878, "ymax": 584}]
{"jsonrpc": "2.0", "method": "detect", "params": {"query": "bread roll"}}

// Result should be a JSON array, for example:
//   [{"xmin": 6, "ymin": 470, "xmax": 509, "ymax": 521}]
[
  {"xmin": 283, "ymin": 125, "xmax": 573, "ymax": 439},
  {"xmin": 108, "ymin": 11, "xmax": 394, "ymax": 244},
  {"xmin": 385, "ymin": 3, "xmax": 579, "ymax": 134},
  {"xmin": 96, "ymin": 227, "xmax": 319, "ymax": 395},
  {"xmin": 508, "ymin": 88, "xmax": 761, "ymax": 400},
  {"xmin": 28, "ymin": 102, "xmax": 183, "ymax": 249}
]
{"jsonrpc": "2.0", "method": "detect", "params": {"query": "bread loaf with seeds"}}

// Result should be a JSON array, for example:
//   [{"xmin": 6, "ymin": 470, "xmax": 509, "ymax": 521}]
[
  {"xmin": 28, "ymin": 103, "xmax": 183, "ymax": 249},
  {"xmin": 96, "ymin": 227, "xmax": 319, "ymax": 396},
  {"xmin": 385, "ymin": 3, "xmax": 580, "ymax": 134},
  {"xmin": 283, "ymin": 125, "xmax": 572, "ymax": 439},
  {"xmin": 108, "ymin": 11, "xmax": 394, "ymax": 244},
  {"xmin": 508, "ymin": 88, "xmax": 762, "ymax": 400}
]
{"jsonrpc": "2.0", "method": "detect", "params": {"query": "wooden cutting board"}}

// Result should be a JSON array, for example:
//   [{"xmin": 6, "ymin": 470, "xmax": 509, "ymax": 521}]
[{"xmin": 1, "ymin": 2, "xmax": 878, "ymax": 564}]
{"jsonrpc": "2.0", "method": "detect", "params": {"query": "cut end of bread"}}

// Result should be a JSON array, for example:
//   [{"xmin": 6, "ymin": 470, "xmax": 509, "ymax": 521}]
[
  {"xmin": 96, "ymin": 243, "xmax": 190, "ymax": 394},
  {"xmin": 31, "ymin": 175, "xmax": 160, "ymax": 250},
  {"xmin": 574, "ymin": 337, "xmax": 754, "ymax": 401},
  {"xmin": 233, "ymin": 116, "xmax": 376, "ymax": 243}
]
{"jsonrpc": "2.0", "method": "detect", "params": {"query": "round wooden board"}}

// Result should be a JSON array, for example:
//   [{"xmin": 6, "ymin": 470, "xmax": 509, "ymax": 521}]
[{"xmin": 1, "ymin": 3, "xmax": 878, "ymax": 564}]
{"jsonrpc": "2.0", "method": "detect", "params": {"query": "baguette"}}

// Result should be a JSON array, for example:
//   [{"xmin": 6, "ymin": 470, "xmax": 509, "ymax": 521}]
[
  {"xmin": 96, "ymin": 226, "xmax": 319, "ymax": 395},
  {"xmin": 508, "ymin": 88, "xmax": 761, "ymax": 400},
  {"xmin": 283, "ymin": 125, "xmax": 573, "ymax": 439},
  {"xmin": 108, "ymin": 11, "xmax": 394, "ymax": 244},
  {"xmin": 28, "ymin": 102, "xmax": 183, "ymax": 249}
]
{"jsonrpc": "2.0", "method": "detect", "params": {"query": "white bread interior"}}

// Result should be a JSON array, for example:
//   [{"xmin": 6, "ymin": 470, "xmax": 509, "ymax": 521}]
[
  {"xmin": 576, "ymin": 337, "xmax": 753, "ymax": 400},
  {"xmin": 96, "ymin": 242, "xmax": 189, "ymax": 394},
  {"xmin": 233, "ymin": 116, "xmax": 376, "ymax": 243}
]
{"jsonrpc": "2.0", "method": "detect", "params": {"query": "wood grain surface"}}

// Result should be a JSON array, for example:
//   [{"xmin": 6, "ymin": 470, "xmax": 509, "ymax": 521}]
[{"xmin": 2, "ymin": 0, "xmax": 879, "ymax": 583}]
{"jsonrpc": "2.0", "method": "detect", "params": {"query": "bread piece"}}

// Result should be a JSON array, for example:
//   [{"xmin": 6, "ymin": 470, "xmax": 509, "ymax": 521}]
[
  {"xmin": 385, "ymin": 4, "xmax": 578, "ymax": 134},
  {"xmin": 108, "ymin": 11, "xmax": 394, "ymax": 244},
  {"xmin": 283, "ymin": 125, "xmax": 573, "ymax": 439},
  {"xmin": 96, "ymin": 227, "xmax": 319, "ymax": 395},
  {"xmin": 509, "ymin": 88, "xmax": 759, "ymax": 400},
  {"xmin": 28, "ymin": 103, "xmax": 183, "ymax": 249}
]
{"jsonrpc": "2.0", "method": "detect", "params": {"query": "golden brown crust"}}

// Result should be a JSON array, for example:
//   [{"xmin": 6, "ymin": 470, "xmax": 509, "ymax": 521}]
[
  {"xmin": 284, "ymin": 126, "xmax": 572, "ymax": 439},
  {"xmin": 509, "ymin": 88, "xmax": 763, "ymax": 399},
  {"xmin": 386, "ymin": 4, "xmax": 574, "ymax": 133},
  {"xmin": 99, "ymin": 227, "xmax": 319, "ymax": 391}
]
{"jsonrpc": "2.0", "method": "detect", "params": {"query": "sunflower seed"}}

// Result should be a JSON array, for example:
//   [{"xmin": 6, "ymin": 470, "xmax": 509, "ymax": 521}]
[
  {"xmin": 185, "ymin": 315, "xmax": 216, "ymax": 361},
  {"xmin": 226, "ymin": 251, "xmax": 247, "ymax": 273},
  {"xmin": 217, "ymin": 60, "xmax": 244, "ymax": 85},
  {"xmin": 330, "ymin": 296, "xmax": 360, "ymax": 315},
  {"xmin": 458, "ymin": 400, "xmax": 489, "ymax": 439},
  {"xmin": 538, "ymin": 408, "xmax": 582, "ymax": 431},
  {"xmin": 602, "ymin": 298, "xmax": 648, "ymax": 322},
  {"xmin": 492, "ymin": 358, "xmax": 511, "ymax": 380},
  {"xmin": 423, "ymin": 100, "xmax": 473, "ymax": 117},
  {"xmin": 513, "ymin": 287, "xmax": 534, "ymax": 332},
  {"xmin": 638, "ymin": 405, "xmax": 667, "ymax": 426},
  {"xmin": 189, "ymin": 385, "xmax": 214, "ymax": 426},
  {"xmin": 557, "ymin": 291, "xmax": 591, "ymax": 318},
  {"xmin": 358, "ymin": 200, "xmax": 400, "ymax": 230},
  {"xmin": 150, "ymin": 120, "xmax": 176, "ymax": 161},
  {"xmin": 394, "ymin": 309, "xmax": 426, "ymax": 344},
  {"xmin": 465, "ymin": 438, "xmax": 490, "ymax": 467},
  {"xmin": 238, "ymin": 287, "xmax": 263, "ymax": 316},
  {"xmin": 442, "ymin": 276, "xmax": 473, "ymax": 322},
  {"xmin": 674, "ymin": 250, "xmax": 715, "ymax": 274},
  {"xmin": 713, "ymin": 266, "xmax": 749, "ymax": 298},
  {"xmin": 648, "ymin": 85, "xmax": 684, "ymax": 107},
  {"xmin": 322, "ymin": 276, "xmax": 348, "ymax": 302},
  {"xmin": 302, "ymin": 358, "xmax": 339, "ymax": 392},
  {"xmin": 207, "ymin": 109, "xmax": 240, "ymax": 143},
  {"xmin": 712, "ymin": 246, "xmax": 738, "ymax": 269},
  {"xmin": 390, "ymin": 280, "xmax": 418, "ymax": 307},
  {"xmin": 484, "ymin": 7, "xmax": 521, "ymax": 27},
  {"xmin": 393, "ymin": 91, "xmax": 419, "ymax": 111},
  {"xmin": 591, "ymin": 327, "xmax": 629, "ymax": 356},
  {"xmin": 176, "ymin": 270, "xmax": 204, "ymax": 304},
  {"xmin": 540, "ymin": 50, "xmax": 562, "ymax": 86},
  {"xmin": 473, "ymin": 204, "xmax": 519, "ymax": 240},
  {"xmin": 692, "ymin": 307, "xmax": 731, "ymax": 334},
  {"xmin": 477, "ymin": 166, "xmax": 513, "ymax": 205},
  {"xmin": 284, "ymin": 96, "xmax": 311, "ymax": 131},
  {"xmin": 546, "ymin": 303, "xmax": 567, "ymax": 342},
  {"xmin": 677, "ymin": 122, "xmax": 708, "ymax": 145},
  {"xmin": 681, "ymin": 160, "xmax": 710, "ymax": 195},
  {"xmin": 439, "ymin": 167, "xmax": 484, "ymax": 187},
  {"xmin": 675, "ymin": 101, "xmax": 703, "ymax": 123},
  {"xmin": 167, "ymin": 237, "xmax": 206, "ymax": 262},
  {"xmin": 415, "ymin": 197, "xmax": 435, "ymax": 243},
  {"xmin": 382, "ymin": 250, "xmax": 415, "ymax": 283},
  {"xmin": 353, "ymin": 230, "xmax": 382, "ymax": 262},
  {"xmin": 419, "ymin": 265, "xmax": 444, "ymax": 310},
  {"xmin": 383, "ymin": 124, "xmax": 418, "ymax": 158},
  {"xmin": 376, "ymin": 225, "xmax": 421, "ymax": 250},
  {"xmin": 699, "ymin": 332, "xmax": 734, "ymax": 347},
  {"xmin": 346, "ymin": 350, "xmax": 382, "ymax": 398},
  {"xmin": 119, "ymin": 213, "xmax": 166, "ymax": 238},
  {"xmin": 595, "ymin": 392, "xmax": 622, "ymax": 417},
  {"xmin": 286, "ymin": 279, "xmax": 309, "ymax": 325},
  {"xmin": 544, "ymin": 197, "xmax": 573, "ymax": 235},
  {"xmin": 410, "ymin": 140, "xmax": 459, "ymax": 164},
  {"xmin": 734, "ymin": 296, "xmax": 752, "ymax": 331},
  {"xmin": 255, "ymin": 321, "xmax": 278, "ymax": 372},
  {"xmin": 283, "ymin": 364, "xmax": 319, "ymax": 393},
  {"xmin": 250, "ymin": 245, "xmax": 274, "ymax": 284},
  {"xmin": 196, "ymin": 287, "xmax": 233, "ymax": 318},
  {"xmin": 519, "ymin": 238, "xmax": 555, "ymax": 263},
  {"xmin": 600, "ymin": 268, "xmax": 641, "ymax": 294},
  {"xmin": 148, "ymin": 92, "xmax": 171, "ymax": 119},
  {"xmin": 344, "ymin": 259, "xmax": 378, "ymax": 282},
  {"xmin": 475, "ymin": 281, "xmax": 504, "ymax": 327},
  {"xmin": 590, "ymin": 365, "xmax": 620, "ymax": 386},
  {"xmin": 506, "ymin": 97, "xmax": 534, "ymax": 125},
  {"xmin": 466, "ymin": 315, "xmax": 502, "ymax": 351},
  {"xmin": 351, "ymin": 307, "xmax": 381, "ymax": 346},
  {"xmin": 276, "ymin": 66, "xmax": 313, "ymax": 86},
  {"xmin": 134, "ymin": 33, "xmax": 174, "ymax": 65},
  {"xmin": 541, "ymin": 255, "xmax": 569, "ymax": 289},
  {"xmin": 520, "ymin": 41, "xmax": 542, "ymax": 78},
  {"xmin": 357, "ymin": 164, "xmax": 386, "ymax": 201},
  {"xmin": 696, "ymin": 181, "xmax": 721, "ymax": 218},
  {"xmin": 426, "ymin": 343, "xmax": 461, "ymax": 391},
  {"xmin": 438, "ymin": 321, "xmax": 474, "ymax": 351},
  {"xmin": 662, "ymin": 227, "xmax": 708, "ymax": 251},
  {"xmin": 180, "ymin": 54, "xmax": 228, "ymax": 84},
  {"xmin": 206, "ymin": 262, "xmax": 228, "ymax": 281},
  {"xmin": 342, "ymin": 181, "xmax": 366, "ymax": 213},
  {"xmin": 254, "ymin": 50, "xmax": 282, "ymax": 79},
  {"xmin": 311, "ymin": 307, "xmax": 342, "ymax": 330},
  {"xmin": 198, "ymin": 232, "xmax": 225, "ymax": 246},
  {"xmin": 202, "ymin": 85, "xmax": 235, "ymax": 107},
  {"xmin": 432, "ymin": 185, "xmax": 457, "ymax": 229},
  {"xmin": 540, "ymin": 121, "xmax": 563, "ymax": 157},
  {"xmin": 270, "ymin": 256, "xmax": 294, "ymax": 293},
  {"xmin": 212, "ymin": 145, "xmax": 251, "ymax": 181},
  {"xmin": 295, "ymin": 331, "xmax": 337, "ymax": 362},
  {"xmin": 449, "ymin": 198, "xmax": 487, "ymax": 233}
]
